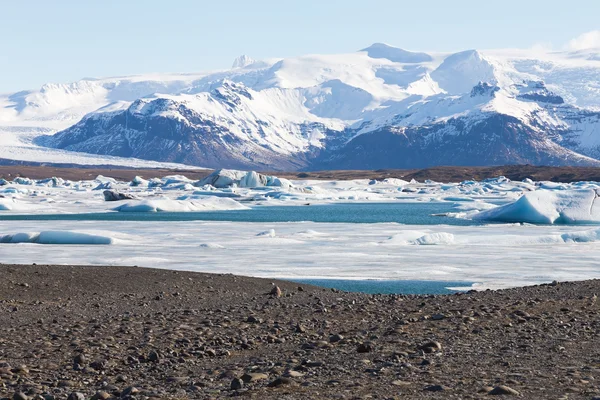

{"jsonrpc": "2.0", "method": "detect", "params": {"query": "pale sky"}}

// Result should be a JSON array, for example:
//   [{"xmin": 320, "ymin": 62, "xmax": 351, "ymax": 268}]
[{"xmin": 1, "ymin": 0, "xmax": 599, "ymax": 93}]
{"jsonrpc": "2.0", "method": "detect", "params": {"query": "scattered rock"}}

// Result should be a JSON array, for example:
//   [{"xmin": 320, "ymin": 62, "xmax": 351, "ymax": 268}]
[
  {"xmin": 329, "ymin": 334, "xmax": 344, "ymax": 343},
  {"xmin": 424, "ymin": 384, "xmax": 449, "ymax": 392},
  {"xmin": 241, "ymin": 372, "xmax": 269, "ymax": 383},
  {"xmin": 419, "ymin": 341, "xmax": 442, "ymax": 353},
  {"xmin": 270, "ymin": 285, "xmax": 282, "ymax": 297},
  {"xmin": 357, "ymin": 342, "xmax": 373, "ymax": 353},
  {"xmin": 230, "ymin": 377, "xmax": 244, "ymax": 390},
  {"xmin": 268, "ymin": 377, "xmax": 294, "ymax": 387},
  {"xmin": 67, "ymin": 393, "xmax": 85, "ymax": 400},
  {"xmin": 489, "ymin": 385, "xmax": 520, "ymax": 395}
]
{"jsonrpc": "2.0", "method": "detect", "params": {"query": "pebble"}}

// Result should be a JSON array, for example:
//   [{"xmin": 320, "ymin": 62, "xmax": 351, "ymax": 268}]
[
  {"xmin": 230, "ymin": 378, "xmax": 244, "ymax": 390},
  {"xmin": 67, "ymin": 393, "xmax": 85, "ymax": 400},
  {"xmin": 329, "ymin": 334, "xmax": 344, "ymax": 343},
  {"xmin": 424, "ymin": 384, "xmax": 449, "ymax": 392},
  {"xmin": 91, "ymin": 392, "xmax": 111, "ymax": 400},
  {"xmin": 489, "ymin": 385, "xmax": 520, "ymax": 395},
  {"xmin": 241, "ymin": 372, "xmax": 269, "ymax": 383},
  {"xmin": 419, "ymin": 341, "xmax": 442, "ymax": 353},
  {"xmin": 268, "ymin": 377, "xmax": 294, "ymax": 387},
  {"xmin": 357, "ymin": 342, "xmax": 373, "ymax": 353},
  {"xmin": 270, "ymin": 286, "xmax": 282, "ymax": 297}
]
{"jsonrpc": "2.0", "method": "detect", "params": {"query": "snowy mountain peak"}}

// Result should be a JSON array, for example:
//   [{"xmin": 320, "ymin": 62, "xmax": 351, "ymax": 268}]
[
  {"xmin": 232, "ymin": 55, "xmax": 256, "ymax": 68},
  {"xmin": 360, "ymin": 42, "xmax": 433, "ymax": 63},
  {"xmin": 431, "ymin": 50, "xmax": 498, "ymax": 94},
  {"xmin": 3, "ymin": 43, "xmax": 600, "ymax": 170}
]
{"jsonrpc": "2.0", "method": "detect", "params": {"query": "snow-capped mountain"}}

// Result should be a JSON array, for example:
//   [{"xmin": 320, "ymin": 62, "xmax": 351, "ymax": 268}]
[{"xmin": 2, "ymin": 43, "xmax": 600, "ymax": 170}]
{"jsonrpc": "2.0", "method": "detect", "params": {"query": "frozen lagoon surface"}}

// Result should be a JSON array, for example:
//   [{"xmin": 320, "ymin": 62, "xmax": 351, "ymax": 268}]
[{"xmin": 2, "ymin": 170, "xmax": 600, "ymax": 291}]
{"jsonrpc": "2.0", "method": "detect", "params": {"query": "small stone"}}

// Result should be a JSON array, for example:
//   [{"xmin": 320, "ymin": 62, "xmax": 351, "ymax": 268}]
[
  {"xmin": 424, "ymin": 385, "xmax": 449, "ymax": 392},
  {"xmin": 329, "ymin": 334, "xmax": 344, "ymax": 343},
  {"xmin": 230, "ymin": 378, "xmax": 244, "ymax": 390},
  {"xmin": 67, "ymin": 393, "xmax": 85, "ymax": 400},
  {"xmin": 13, "ymin": 393, "xmax": 29, "ymax": 400},
  {"xmin": 241, "ymin": 372, "xmax": 269, "ymax": 383},
  {"xmin": 357, "ymin": 342, "xmax": 373, "ymax": 353},
  {"xmin": 419, "ymin": 341, "xmax": 442, "ymax": 353},
  {"xmin": 73, "ymin": 354, "xmax": 87, "ymax": 366},
  {"xmin": 268, "ymin": 377, "xmax": 293, "ymax": 387},
  {"xmin": 270, "ymin": 286, "xmax": 282, "ymax": 297},
  {"xmin": 431, "ymin": 314, "xmax": 446, "ymax": 321},
  {"xmin": 489, "ymin": 385, "xmax": 520, "ymax": 395},
  {"xmin": 148, "ymin": 350, "xmax": 160, "ymax": 362},
  {"xmin": 284, "ymin": 370, "xmax": 305, "ymax": 378},
  {"xmin": 120, "ymin": 386, "xmax": 139, "ymax": 397},
  {"xmin": 247, "ymin": 315, "xmax": 262, "ymax": 323},
  {"xmin": 91, "ymin": 392, "xmax": 111, "ymax": 400},
  {"xmin": 295, "ymin": 323, "xmax": 306, "ymax": 333}
]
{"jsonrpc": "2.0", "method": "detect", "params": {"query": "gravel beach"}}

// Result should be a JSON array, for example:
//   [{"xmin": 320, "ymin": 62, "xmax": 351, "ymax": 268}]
[{"xmin": 1, "ymin": 264, "xmax": 600, "ymax": 399}]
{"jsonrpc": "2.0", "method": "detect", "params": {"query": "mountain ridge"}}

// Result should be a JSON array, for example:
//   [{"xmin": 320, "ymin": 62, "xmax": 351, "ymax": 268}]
[{"xmin": 2, "ymin": 43, "xmax": 600, "ymax": 170}]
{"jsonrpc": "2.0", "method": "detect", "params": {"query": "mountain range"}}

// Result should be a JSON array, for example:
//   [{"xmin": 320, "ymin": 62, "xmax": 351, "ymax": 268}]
[{"xmin": 1, "ymin": 43, "xmax": 600, "ymax": 170}]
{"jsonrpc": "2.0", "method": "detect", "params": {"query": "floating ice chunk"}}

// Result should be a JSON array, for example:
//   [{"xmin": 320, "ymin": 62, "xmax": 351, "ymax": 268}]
[
  {"xmin": 412, "ymin": 232, "xmax": 455, "ymax": 245},
  {"xmin": 93, "ymin": 181, "xmax": 113, "ymax": 191},
  {"xmin": 257, "ymin": 229, "xmax": 276, "ymax": 237},
  {"xmin": 199, "ymin": 243, "xmax": 226, "ymax": 249},
  {"xmin": 36, "ymin": 177, "xmax": 65, "ymax": 187},
  {"xmin": 13, "ymin": 177, "xmax": 34, "ymax": 185},
  {"xmin": 386, "ymin": 231, "xmax": 428, "ymax": 244},
  {"xmin": 473, "ymin": 189, "xmax": 600, "ymax": 224},
  {"xmin": 130, "ymin": 176, "xmax": 149, "ymax": 187},
  {"xmin": 103, "ymin": 190, "xmax": 136, "ymax": 202},
  {"xmin": 0, "ymin": 230, "xmax": 115, "ymax": 244},
  {"xmin": 95, "ymin": 175, "xmax": 118, "ymax": 184},
  {"xmin": 196, "ymin": 169, "xmax": 292, "ymax": 189},
  {"xmin": 113, "ymin": 197, "xmax": 249, "ymax": 212}
]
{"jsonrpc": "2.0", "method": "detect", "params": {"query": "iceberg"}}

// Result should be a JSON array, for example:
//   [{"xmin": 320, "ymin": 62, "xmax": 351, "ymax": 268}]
[
  {"xmin": 473, "ymin": 189, "xmax": 600, "ymax": 224},
  {"xmin": 196, "ymin": 169, "xmax": 292, "ymax": 189}
]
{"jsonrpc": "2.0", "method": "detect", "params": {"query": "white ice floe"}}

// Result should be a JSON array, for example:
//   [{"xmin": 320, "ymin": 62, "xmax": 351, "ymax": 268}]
[
  {"xmin": 0, "ymin": 230, "xmax": 124, "ymax": 245},
  {"xmin": 2, "ymin": 220, "xmax": 600, "ymax": 289},
  {"xmin": 112, "ymin": 197, "xmax": 249, "ymax": 212}
]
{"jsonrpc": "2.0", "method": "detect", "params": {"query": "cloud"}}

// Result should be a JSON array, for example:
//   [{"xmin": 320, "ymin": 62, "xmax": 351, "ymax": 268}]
[{"xmin": 568, "ymin": 31, "xmax": 600, "ymax": 51}]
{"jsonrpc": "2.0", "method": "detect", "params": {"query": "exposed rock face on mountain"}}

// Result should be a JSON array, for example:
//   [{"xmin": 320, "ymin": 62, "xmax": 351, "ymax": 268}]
[{"xmin": 4, "ymin": 43, "xmax": 600, "ymax": 170}]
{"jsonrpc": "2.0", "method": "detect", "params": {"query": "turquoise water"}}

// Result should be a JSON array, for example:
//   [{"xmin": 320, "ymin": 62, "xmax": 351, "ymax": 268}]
[
  {"xmin": 289, "ymin": 279, "xmax": 473, "ymax": 295},
  {"xmin": 0, "ymin": 202, "xmax": 483, "ymax": 225}
]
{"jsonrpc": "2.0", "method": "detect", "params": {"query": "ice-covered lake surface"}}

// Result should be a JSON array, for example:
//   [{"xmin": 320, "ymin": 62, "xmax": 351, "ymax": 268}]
[{"xmin": 2, "ymin": 169, "xmax": 600, "ymax": 291}]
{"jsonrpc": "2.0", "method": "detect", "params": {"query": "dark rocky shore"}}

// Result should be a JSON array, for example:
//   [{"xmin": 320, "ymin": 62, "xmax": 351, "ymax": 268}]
[{"xmin": 1, "ymin": 264, "xmax": 600, "ymax": 399}]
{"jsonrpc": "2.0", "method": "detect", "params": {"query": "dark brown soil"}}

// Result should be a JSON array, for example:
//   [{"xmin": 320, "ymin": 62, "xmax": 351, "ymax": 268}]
[
  {"xmin": 1, "ymin": 264, "xmax": 600, "ymax": 399},
  {"xmin": 4, "ymin": 163, "xmax": 600, "ymax": 183}
]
